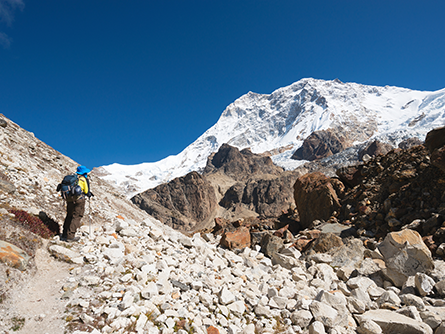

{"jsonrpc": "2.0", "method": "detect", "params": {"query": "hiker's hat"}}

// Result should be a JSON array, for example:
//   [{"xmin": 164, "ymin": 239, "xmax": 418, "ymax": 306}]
[{"xmin": 76, "ymin": 165, "xmax": 91, "ymax": 175}]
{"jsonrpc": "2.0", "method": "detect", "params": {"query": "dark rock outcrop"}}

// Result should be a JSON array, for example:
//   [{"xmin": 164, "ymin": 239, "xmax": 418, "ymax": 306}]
[
  {"xmin": 204, "ymin": 144, "xmax": 283, "ymax": 180},
  {"xmin": 131, "ymin": 171, "xmax": 217, "ymax": 232},
  {"xmin": 219, "ymin": 172, "xmax": 298, "ymax": 218},
  {"xmin": 291, "ymin": 129, "xmax": 349, "ymax": 161}
]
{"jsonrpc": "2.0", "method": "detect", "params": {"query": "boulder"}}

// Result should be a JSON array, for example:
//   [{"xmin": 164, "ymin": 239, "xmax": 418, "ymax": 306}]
[
  {"xmin": 356, "ymin": 309, "xmax": 433, "ymax": 334},
  {"xmin": 424, "ymin": 126, "xmax": 445, "ymax": 153},
  {"xmin": 294, "ymin": 172, "xmax": 342, "ymax": 229},
  {"xmin": 378, "ymin": 230, "xmax": 434, "ymax": 287},
  {"xmin": 48, "ymin": 244, "xmax": 82, "ymax": 264},
  {"xmin": 0, "ymin": 240, "xmax": 30, "ymax": 271},
  {"xmin": 310, "ymin": 232, "xmax": 344, "ymax": 254},
  {"xmin": 219, "ymin": 226, "xmax": 251, "ymax": 250}
]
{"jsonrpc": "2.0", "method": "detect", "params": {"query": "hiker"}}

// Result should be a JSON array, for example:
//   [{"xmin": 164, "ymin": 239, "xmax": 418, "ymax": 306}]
[{"xmin": 61, "ymin": 165, "xmax": 93, "ymax": 242}]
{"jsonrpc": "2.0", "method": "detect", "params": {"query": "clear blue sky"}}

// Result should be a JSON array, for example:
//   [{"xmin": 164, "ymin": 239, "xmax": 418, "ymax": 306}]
[{"xmin": 1, "ymin": 1, "xmax": 444, "ymax": 169}]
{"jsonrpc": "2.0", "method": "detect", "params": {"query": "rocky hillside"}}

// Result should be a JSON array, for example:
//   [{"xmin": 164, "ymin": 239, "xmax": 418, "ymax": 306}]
[{"xmin": 0, "ymin": 114, "xmax": 149, "ymax": 226}]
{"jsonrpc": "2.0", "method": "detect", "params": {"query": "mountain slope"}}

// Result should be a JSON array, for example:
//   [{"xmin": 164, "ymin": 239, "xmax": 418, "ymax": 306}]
[{"xmin": 98, "ymin": 78, "xmax": 445, "ymax": 197}]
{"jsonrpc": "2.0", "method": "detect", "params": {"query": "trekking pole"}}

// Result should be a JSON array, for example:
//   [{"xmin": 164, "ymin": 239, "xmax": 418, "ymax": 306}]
[{"xmin": 88, "ymin": 197, "xmax": 92, "ymax": 239}]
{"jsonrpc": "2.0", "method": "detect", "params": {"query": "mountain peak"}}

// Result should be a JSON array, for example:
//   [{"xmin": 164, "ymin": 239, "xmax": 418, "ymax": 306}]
[{"xmin": 99, "ymin": 79, "xmax": 445, "ymax": 198}]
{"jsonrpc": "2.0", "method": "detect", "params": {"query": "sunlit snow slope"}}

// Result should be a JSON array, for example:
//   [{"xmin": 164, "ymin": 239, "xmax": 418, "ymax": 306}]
[{"xmin": 99, "ymin": 78, "xmax": 445, "ymax": 198}]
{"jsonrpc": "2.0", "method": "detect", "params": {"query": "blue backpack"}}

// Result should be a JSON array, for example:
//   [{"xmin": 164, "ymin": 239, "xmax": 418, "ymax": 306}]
[{"xmin": 57, "ymin": 174, "xmax": 83, "ymax": 199}]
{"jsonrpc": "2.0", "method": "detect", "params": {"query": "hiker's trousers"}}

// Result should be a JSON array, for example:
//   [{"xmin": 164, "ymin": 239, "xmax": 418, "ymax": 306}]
[{"xmin": 62, "ymin": 197, "xmax": 86, "ymax": 239}]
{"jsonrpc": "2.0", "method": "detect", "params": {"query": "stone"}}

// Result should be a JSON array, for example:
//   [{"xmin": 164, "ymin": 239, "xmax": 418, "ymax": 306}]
[
  {"xmin": 396, "ymin": 306, "xmax": 422, "ymax": 322},
  {"xmin": 219, "ymin": 287, "xmax": 236, "ymax": 305},
  {"xmin": 0, "ymin": 240, "xmax": 30, "ymax": 271},
  {"xmin": 424, "ymin": 126, "xmax": 445, "ymax": 153},
  {"xmin": 419, "ymin": 310, "xmax": 441, "ymax": 330},
  {"xmin": 261, "ymin": 234, "xmax": 284, "ymax": 257},
  {"xmin": 220, "ymin": 226, "xmax": 251, "ymax": 250},
  {"xmin": 356, "ymin": 319, "xmax": 382, "ymax": 334},
  {"xmin": 48, "ymin": 244, "xmax": 81, "ymax": 264},
  {"xmin": 356, "ymin": 309, "xmax": 433, "ymax": 334},
  {"xmin": 434, "ymin": 279, "xmax": 445, "ymax": 297},
  {"xmin": 415, "ymin": 273, "xmax": 435, "ymax": 296},
  {"xmin": 308, "ymin": 321, "xmax": 326, "ymax": 334},
  {"xmin": 311, "ymin": 232, "xmax": 343, "ymax": 254},
  {"xmin": 293, "ymin": 172, "xmax": 342, "ymax": 229},
  {"xmin": 0, "ymin": 179, "xmax": 16, "ymax": 194},
  {"xmin": 378, "ymin": 229, "xmax": 434, "ymax": 287},
  {"xmin": 309, "ymin": 300, "xmax": 339, "ymax": 327},
  {"xmin": 227, "ymin": 300, "xmax": 245, "ymax": 317},
  {"xmin": 290, "ymin": 309, "xmax": 313, "ymax": 328},
  {"xmin": 400, "ymin": 294, "xmax": 425, "ymax": 311}
]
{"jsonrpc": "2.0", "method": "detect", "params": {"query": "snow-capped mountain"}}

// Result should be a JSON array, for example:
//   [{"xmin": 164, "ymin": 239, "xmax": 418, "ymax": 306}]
[{"xmin": 98, "ymin": 78, "xmax": 445, "ymax": 198}]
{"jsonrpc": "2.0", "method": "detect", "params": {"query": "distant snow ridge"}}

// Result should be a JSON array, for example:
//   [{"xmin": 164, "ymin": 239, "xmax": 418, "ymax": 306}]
[{"xmin": 99, "ymin": 78, "xmax": 445, "ymax": 198}]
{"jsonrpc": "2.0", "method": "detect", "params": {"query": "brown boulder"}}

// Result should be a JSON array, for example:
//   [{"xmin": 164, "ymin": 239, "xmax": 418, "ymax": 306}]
[
  {"xmin": 310, "ymin": 232, "xmax": 344, "ymax": 253},
  {"xmin": 378, "ymin": 229, "xmax": 434, "ymax": 287},
  {"xmin": 293, "ymin": 172, "xmax": 342, "ymax": 229},
  {"xmin": 425, "ymin": 126, "xmax": 445, "ymax": 153},
  {"xmin": 0, "ymin": 240, "xmax": 30, "ymax": 271},
  {"xmin": 219, "ymin": 226, "xmax": 251, "ymax": 250},
  {"xmin": 291, "ymin": 129, "xmax": 349, "ymax": 161}
]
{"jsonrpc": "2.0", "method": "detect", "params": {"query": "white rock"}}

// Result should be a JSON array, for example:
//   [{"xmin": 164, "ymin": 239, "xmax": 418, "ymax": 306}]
[
  {"xmin": 415, "ymin": 272, "xmax": 435, "ymax": 296},
  {"xmin": 356, "ymin": 309, "xmax": 433, "ymax": 334},
  {"xmin": 227, "ymin": 300, "xmax": 246, "ymax": 317},
  {"xmin": 309, "ymin": 300, "xmax": 339, "ymax": 327},
  {"xmin": 141, "ymin": 282, "xmax": 158, "ymax": 299},
  {"xmin": 219, "ymin": 287, "xmax": 236, "ymax": 305},
  {"xmin": 376, "ymin": 290, "xmax": 401, "ymax": 307},
  {"xmin": 309, "ymin": 321, "xmax": 326, "ymax": 334},
  {"xmin": 290, "ymin": 309, "xmax": 313, "ymax": 328},
  {"xmin": 356, "ymin": 319, "xmax": 382, "ymax": 334}
]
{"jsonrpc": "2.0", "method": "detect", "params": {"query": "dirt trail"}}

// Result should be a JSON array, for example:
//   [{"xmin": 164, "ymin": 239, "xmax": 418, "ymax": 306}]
[{"xmin": 7, "ymin": 241, "xmax": 71, "ymax": 334}]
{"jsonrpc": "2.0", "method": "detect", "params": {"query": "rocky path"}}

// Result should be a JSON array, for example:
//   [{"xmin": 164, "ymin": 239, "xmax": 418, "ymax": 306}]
[{"xmin": 4, "ymin": 241, "xmax": 71, "ymax": 334}]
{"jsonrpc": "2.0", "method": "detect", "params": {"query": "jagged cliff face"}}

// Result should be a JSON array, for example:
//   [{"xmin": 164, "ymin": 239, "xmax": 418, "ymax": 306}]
[
  {"xmin": 100, "ymin": 78, "xmax": 445, "ymax": 198},
  {"xmin": 0, "ymin": 114, "xmax": 149, "ymax": 227}
]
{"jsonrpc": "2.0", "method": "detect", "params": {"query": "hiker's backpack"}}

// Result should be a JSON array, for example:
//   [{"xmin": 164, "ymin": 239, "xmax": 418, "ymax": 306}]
[{"xmin": 56, "ymin": 174, "xmax": 83, "ymax": 199}]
